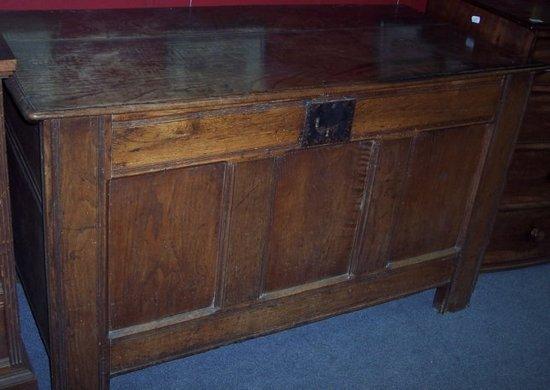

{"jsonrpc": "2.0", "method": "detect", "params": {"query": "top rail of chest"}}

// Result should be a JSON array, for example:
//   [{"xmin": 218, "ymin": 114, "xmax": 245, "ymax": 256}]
[
  {"xmin": 110, "ymin": 76, "xmax": 502, "ymax": 177},
  {"xmin": 0, "ymin": 5, "xmax": 545, "ymax": 121}
]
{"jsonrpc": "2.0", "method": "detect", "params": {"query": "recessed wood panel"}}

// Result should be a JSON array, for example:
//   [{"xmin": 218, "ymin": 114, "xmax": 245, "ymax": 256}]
[
  {"xmin": 108, "ymin": 163, "xmax": 225, "ymax": 330},
  {"xmin": 355, "ymin": 138, "xmax": 412, "ymax": 274},
  {"xmin": 390, "ymin": 125, "xmax": 487, "ymax": 261},
  {"xmin": 6, "ymin": 137, "xmax": 49, "ymax": 347},
  {"xmin": 264, "ymin": 142, "xmax": 372, "ymax": 292},
  {"xmin": 223, "ymin": 158, "xmax": 275, "ymax": 307}
]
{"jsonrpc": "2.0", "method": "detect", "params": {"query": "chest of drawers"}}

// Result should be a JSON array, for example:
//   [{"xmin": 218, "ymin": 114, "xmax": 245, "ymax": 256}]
[
  {"xmin": 428, "ymin": 0, "xmax": 550, "ymax": 270},
  {"xmin": 0, "ymin": 5, "xmax": 543, "ymax": 389},
  {"xmin": 0, "ymin": 37, "xmax": 36, "ymax": 390}
]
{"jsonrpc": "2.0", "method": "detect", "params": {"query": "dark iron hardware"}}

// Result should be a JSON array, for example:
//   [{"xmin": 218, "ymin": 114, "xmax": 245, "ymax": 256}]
[{"xmin": 301, "ymin": 98, "xmax": 355, "ymax": 147}]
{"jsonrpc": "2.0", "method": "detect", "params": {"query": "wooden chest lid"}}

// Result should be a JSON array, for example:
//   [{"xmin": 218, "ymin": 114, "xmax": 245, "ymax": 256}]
[{"xmin": 0, "ymin": 5, "xmax": 545, "ymax": 120}]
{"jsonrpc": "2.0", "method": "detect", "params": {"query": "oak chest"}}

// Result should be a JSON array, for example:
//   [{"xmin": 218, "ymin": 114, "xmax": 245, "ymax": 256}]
[
  {"xmin": 0, "ymin": 5, "xmax": 544, "ymax": 389},
  {"xmin": 428, "ymin": 0, "xmax": 550, "ymax": 270}
]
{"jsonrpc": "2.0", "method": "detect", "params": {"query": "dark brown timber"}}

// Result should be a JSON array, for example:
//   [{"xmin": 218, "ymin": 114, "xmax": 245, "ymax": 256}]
[
  {"xmin": 428, "ymin": 0, "xmax": 550, "ymax": 271},
  {"xmin": 0, "ymin": 5, "xmax": 544, "ymax": 389},
  {"xmin": 0, "ymin": 37, "xmax": 36, "ymax": 389}
]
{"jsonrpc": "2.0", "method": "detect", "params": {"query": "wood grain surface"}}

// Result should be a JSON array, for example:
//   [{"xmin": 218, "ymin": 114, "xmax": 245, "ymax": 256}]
[
  {"xmin": 0, "ymin": 5, "xmax": 543, "ymax": 120},
  {"xmin": 1, "ymin": 5, "xmax": 540, "ymax": 388},
  {"xmin": 429, "ymin": 0, "xmax": 550, "ymax": 272}
]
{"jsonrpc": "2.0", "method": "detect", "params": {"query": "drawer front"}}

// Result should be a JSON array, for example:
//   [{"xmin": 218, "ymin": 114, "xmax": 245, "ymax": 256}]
[
  {"xmin": 485, "ymin": 208, "xmax": 550, "ymax": 266},
  {"xmin": 111, "ymin": 78, "xmax": 501, "ymax": 177},
  {"xmin": 501, "ymin": 148, "xmax": 550, "ymax": 206},
  {"xmin": 533, "ymin": 71, "xmax": 550, "ymax": 87},
  {"xmin": 533, "ymin": 38, "xmax": 550, "ymax": 63},
  {"xmin": 518, "ymin": 86, "xmax": 550, "ymax": 143},
  {"xmin": 532, "ymin": 37, "xmax": 550, "ymax": 86}
]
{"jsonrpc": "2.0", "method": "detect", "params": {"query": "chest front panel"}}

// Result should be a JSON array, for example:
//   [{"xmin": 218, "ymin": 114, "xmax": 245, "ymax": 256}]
[{"xmin": 107, "ymin": 104, "xmax": 492, "ymax": 333}]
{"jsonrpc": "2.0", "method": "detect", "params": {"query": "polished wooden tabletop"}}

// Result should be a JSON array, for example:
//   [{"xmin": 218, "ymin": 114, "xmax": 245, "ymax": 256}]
[
  {"xmin": 464, "ymin": 0, "xmax": 550, "ymax": 29},
  {"xmin": 0, "ymin": 5, "xmax": 544, "ymax": 120}
]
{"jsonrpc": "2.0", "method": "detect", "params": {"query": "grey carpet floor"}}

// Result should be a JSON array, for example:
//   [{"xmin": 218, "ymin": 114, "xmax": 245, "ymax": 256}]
[{"xmin": 18, "ymin": 263, "xmax": 550, "ymax": 389}]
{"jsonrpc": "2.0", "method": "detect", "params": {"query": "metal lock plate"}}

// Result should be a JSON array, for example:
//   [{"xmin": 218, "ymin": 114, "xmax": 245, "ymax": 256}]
[{"xmin": 301, "ymin": 98, "xmax": 356, "ymax": 147}]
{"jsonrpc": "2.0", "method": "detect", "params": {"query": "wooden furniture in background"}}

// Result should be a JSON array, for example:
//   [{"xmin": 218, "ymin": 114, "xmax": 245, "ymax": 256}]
[
  {"xmin": 0, "ymin": 37, "xmax": 36, "ymax": 390},
  {"xmin": 428, "ymin": 0, "xmax": 550, "ymax": 271},
  {"xmin": 0, "ymin": 5, "xmax": 542, "ymax": 389},
  {"xmin": 0, "ymin": 0, "xmax": 427, "ymax": 12}
]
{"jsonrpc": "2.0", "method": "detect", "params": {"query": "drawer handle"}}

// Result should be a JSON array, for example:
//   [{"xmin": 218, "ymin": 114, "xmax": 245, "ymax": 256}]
[{"xmin": 529, "ymin": 228, "xmax": 546, "ymax": 243}]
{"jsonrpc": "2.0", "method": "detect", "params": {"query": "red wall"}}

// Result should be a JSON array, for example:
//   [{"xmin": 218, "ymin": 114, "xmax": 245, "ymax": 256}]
[{"xmin": 0, "ymin": 0, "xmax": 427, "ymax": 11}]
